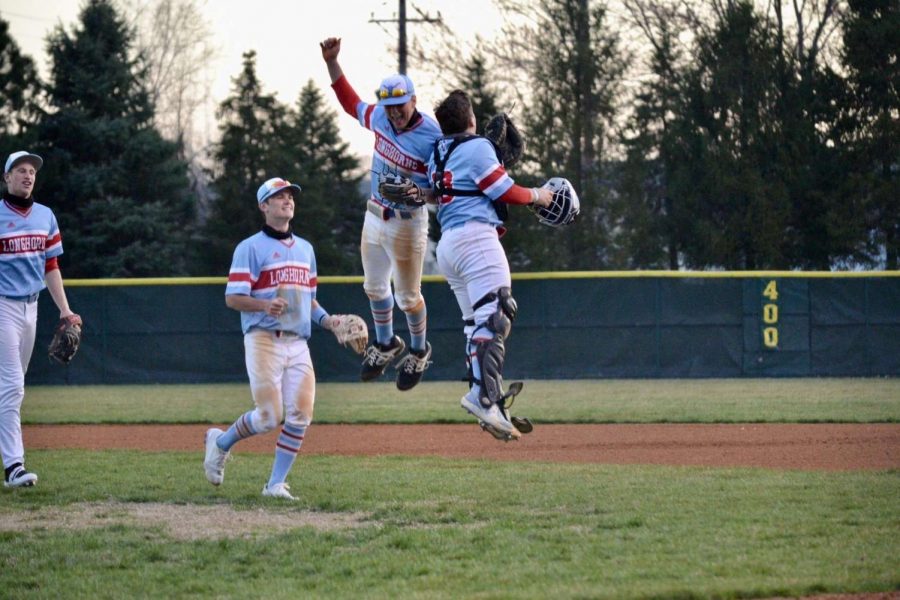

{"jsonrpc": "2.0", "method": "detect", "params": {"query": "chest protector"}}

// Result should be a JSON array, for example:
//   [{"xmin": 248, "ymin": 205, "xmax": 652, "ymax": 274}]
[{"xmin": 432, "ymin": 135, "xmax": 509, "ymax": 222}]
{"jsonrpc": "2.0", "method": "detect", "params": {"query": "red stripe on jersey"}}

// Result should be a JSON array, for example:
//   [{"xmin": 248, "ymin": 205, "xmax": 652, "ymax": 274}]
[
  {"xmin": 46, "ymin": 232, "xmax": 61, "ymax": 246},
  {"xmin": 45, "ymin": 256, "xmax": 59, "ymax": 273},
  {"xmin": 364, "ymin": 105, "xmax": 376, "ymax": 130},
  {"xmin": 477, "ymin": 165, "xmax": 506, "ymax": 191},
  {"xmin": 252, "ymin": 265, "xmax": 312, "ymax": 290},
  {"xmin": 228, "ymin": 272, "xmax": 254, "ymax": 283},
  {"xmin": 373, "ymin": 131, "xmax": 427, "ymax": 174},
  {"xmin": 0, "ymin": 233, "xmax": 47, "ymax": 254}
]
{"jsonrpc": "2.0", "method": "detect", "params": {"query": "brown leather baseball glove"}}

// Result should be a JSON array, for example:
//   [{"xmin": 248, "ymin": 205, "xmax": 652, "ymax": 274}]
[
  {"xmin": 48, "ymin": 314, "xmax": 83, "ymax": 365},
  {"xmin": 328, "ymin": 314, "xmax": 369, "ymax": 354}
]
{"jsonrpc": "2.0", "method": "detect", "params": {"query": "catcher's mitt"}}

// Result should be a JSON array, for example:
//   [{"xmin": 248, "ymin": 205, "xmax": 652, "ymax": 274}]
[
  {"xmin": 328, "ymin": 314, "xmax": 369, "ymax": 355},
  {"xmin": 377, "ymin": 175, "xmax": 426, "ymax": 207},
  {"xmin": 48, "ymin": 314, "xmax": 83, "ymax": 365},
  {"xmin": 484, "ymin": 113, "xmax": 524, "ymax": 168}
]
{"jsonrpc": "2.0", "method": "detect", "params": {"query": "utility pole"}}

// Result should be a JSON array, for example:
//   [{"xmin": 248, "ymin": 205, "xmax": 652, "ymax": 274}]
[{"xmin": 370, "ymin": 0, "xmax": 442, "ymax": 74}]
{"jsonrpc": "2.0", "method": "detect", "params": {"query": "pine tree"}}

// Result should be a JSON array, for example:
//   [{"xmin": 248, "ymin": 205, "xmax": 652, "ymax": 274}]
[
  {"xmin": 840, "ymin": 0, "xmax": 900, "ymax": 268},
  {"xmin": 281, "ymin": 80, "xmax": 363, "ymax": 275},
  {"xmin": 33, "ymin": 0, "xmax": 193, "ymax": 277},
  {"xmin": 499, "ymin": 0, "xmax": 625, "ymax": 271},
  {"xmin": 204, "ymin": 50, "xmax": 287, "ymax": 274},
  {"xmin": 0, "ymin": 18, "xmax": 42, "ymax": 144}
]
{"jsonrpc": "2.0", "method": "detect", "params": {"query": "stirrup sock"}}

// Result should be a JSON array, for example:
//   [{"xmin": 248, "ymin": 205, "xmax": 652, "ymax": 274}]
[{"xmin": 268, "ymin": 423, "xmax": 307, "ymax": 486}]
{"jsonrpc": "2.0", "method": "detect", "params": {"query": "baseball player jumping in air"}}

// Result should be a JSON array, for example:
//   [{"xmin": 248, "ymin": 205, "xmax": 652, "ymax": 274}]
[
  {"xmin": 320, "ymin": 37, "xmax": 442, "ymax": 391},
  {"xmin": 385, "ymin": 91, "xmax": 554, "ymax": 441},
  {"xmin": 1, "ymin": 151, "xmax": 81, "ymax": 488},
  {"xmin": 204, "ymin": 177, "xmax": 367, "ymax": 500}
]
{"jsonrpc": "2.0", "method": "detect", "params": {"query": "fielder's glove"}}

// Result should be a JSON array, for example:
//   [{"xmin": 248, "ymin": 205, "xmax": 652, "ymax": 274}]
[
  {"xmin": 326, "ymin": 314, "xmax": 369, "ymax": 355},
  {"xmin": 48, "ymin": 314, "xmax": 83, "ymax": 365},
  {"xmin": 378, "ymin": 175, "xmax": 426, "ymax": 207},
  {"xmin": 485, "ymin": 113, "xmax": 525, "ymax": 168}
]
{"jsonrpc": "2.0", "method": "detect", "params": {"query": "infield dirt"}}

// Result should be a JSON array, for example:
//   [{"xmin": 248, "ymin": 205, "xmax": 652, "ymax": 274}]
[{"xmin": 24, "ymin": 423, "xmax": 900, "ymax": 470}]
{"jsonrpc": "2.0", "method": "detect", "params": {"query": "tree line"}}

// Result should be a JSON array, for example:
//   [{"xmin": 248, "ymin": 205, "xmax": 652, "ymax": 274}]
[{"xmin": 1, "ymin": 0, "xmax": 896, "ymax": 277}]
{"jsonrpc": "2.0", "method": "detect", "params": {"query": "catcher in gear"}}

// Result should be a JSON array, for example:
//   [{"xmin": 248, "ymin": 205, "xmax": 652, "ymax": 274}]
[
  {"xmin": 48, "ymin": 314, "xmax": 83, "ymax": 365},
  {"xmin": 205, "ymin": 177, "xmax": 366, "ymax": 501},
  {"xmin": 416, "ymin": 91, "xmax": 555, "ymax": 442},
  {"xmin": 2, "ymin": 150, "xmax": 80, "ymax": 489}
]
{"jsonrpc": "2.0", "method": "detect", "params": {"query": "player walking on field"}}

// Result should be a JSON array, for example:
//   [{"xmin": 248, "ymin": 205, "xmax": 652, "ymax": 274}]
[
  {"xmin": 320, "ymin": 37, "xmax": 442, "ymax": 391},
  {"xmin": 204, "ymin": 177, "xmax": 366, "ymax": 500},
  {"xmin": 1, "ymin": 151, "xmax": 81, "ymax": 488},
  {"xmin": 424, "ymin": 92, "xmax": 553, "ymax": 441}
]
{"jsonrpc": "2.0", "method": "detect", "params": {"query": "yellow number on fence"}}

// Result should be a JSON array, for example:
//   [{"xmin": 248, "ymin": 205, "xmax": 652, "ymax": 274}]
[{"xmin": 762, "ymin": 280, "xmax": 779, "ymax": 350}]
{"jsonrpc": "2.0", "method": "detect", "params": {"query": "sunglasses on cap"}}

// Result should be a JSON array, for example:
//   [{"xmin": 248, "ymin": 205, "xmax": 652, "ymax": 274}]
[{"xmin": 378, "ymin": 86, "xmax": 408, "ymax": 99}]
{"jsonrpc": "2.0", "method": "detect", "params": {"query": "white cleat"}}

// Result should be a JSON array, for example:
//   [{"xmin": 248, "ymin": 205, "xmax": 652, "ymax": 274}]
[
  {"xmin": 203, "ymin": 428, "xmax": 229, "ymax": 486},
  {"xmin": 262, "ymin": 482, "xmax": 297, "ymax": 500},
  {"xmin": 460, "ymin": 394, "xmax": 521, "ymax": 441},
  {"xmin": 3, "ymin": 465, "xmax": 38, "ymax": 488}
]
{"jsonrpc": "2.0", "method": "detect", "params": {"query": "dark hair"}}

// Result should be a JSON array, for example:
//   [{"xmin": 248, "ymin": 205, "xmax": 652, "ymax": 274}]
[{"xmin": 434, "ymin": 90, "xmax": 472, "ymax": 135}]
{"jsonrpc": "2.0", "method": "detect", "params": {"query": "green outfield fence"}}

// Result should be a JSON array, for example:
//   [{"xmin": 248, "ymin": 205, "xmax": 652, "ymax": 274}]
[{"xmin": 25, "ymin": 271, "xmax": 900, "ymax": 385}]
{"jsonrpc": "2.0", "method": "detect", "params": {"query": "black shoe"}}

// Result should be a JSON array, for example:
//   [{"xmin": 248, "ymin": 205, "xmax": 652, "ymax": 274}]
[
  {"xmin": 395, "ymin": 342, "xmax": 433, "ymax": 391},
  {"xmin": 360, "ymin": 336, "xmax": 406, "ymax": 382}
]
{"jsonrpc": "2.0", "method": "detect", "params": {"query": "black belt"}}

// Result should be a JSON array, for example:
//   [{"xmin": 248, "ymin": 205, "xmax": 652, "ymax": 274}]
[
  {"xmin": 273, "ymin": 330, "xmax": 299, "ymax": 338},
  {"xmin": 0, "ymin": 293, "xmax": 39, "ymax": 303},
  {"xmin": 368, "ymin": 200, "xmax": 414, "ymax": 221}
]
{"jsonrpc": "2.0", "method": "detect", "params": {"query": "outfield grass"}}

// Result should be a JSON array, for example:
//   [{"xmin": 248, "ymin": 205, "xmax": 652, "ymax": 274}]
[
  {"xmin": 23, "ymin": 378, "xmax": 900, "ymax": 424},
  {"xmin": 7, "ymin": 378, "xmax": 899, "ymax": 599},
  {"xmin": 1, "ymin": 450, "xmax": 898, "ymax": 599}
]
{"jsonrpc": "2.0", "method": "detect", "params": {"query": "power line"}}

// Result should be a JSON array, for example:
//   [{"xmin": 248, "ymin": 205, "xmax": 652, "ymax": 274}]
[
  {"xmin": 0, "ymin": 9, "xmax": 56, "ymax": 23},
  {"xmin": 370, "ymin": 0, "xmax": 442, "ymax": 74}
]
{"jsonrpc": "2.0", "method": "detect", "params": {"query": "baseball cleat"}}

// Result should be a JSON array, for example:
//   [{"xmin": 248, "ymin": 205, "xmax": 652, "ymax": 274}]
[
  {"xmin": 479, "ymin": 421, "xmax": 519, "ymax": 442},
  {"xmin": 262, "ymin": 482, "xmax": 297, "ymax": 500},
  {"xmin": 461, "ymin": 394, "xmax": 521, "ymax": 440},
  {"xmin": 360, "ymin": 336, "xmax": 406, "ymax": 382},
  {"xmin": 203, "ymin": 428, "xmax": 229, "ymax": 486},
  {"xmin": 3, "ymin": 465, "xmax": 37, "ymax": 488},
  {"xmin": 395, "ymin": 342, "xmax": 433, "ymax": 391}
]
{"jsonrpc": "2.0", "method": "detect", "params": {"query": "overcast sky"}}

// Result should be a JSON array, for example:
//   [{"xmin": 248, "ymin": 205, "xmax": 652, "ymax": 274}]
[{"xmin": 1, "ymin": 0, "xmax": 505, "ymax": 158}]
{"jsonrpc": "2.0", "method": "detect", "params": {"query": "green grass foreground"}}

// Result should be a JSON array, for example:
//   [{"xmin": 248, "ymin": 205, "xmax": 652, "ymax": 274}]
[
  {"xmin": 1, "ymin": 451, "xmax": 898, "ymax": 600},
  {"xmin": 24, "ymin": 378, "xmax": 900, "ymax": 424}
]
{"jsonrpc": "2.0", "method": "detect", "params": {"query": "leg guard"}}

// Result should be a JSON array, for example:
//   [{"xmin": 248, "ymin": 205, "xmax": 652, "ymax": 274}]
[{"xmin": 472, "ymin": 287, "xmax": 517, "ymax": 408}]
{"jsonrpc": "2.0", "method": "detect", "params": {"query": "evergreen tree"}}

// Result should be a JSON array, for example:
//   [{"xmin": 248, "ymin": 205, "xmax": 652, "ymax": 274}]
[
  {"xmin": 499, "ymin": 0, "xmax": 625, "ymax": 271},
  {"xmin": 281, "ymin": 80, "xmax": 363, "ymax": 275},
  {"xmin": 32, "ymin": 0, "xmax": 193, "ymax": 277},
  {"xmin": 460, "ymin": 52, "xmax": 501, "ymax": 135},
  {"xmin": 204, "ymin": 50, "xmax": 287, "ymax": 274},
  {"xmin": 840, "ymin": 0, "xmax": 900, "ymax": 268},
  {"xmin": 614, "ymin": 25, "xmax": 682, "ymax": 269},
  {"xmin": 0, "ymin": 18, "xmax": 42, "ymax": 145}
]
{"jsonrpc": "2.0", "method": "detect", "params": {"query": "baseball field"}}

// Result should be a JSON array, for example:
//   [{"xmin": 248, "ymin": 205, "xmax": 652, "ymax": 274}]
[{"xmin": 2, "ymin": 378, "xmax": 899, "ymax": 599}]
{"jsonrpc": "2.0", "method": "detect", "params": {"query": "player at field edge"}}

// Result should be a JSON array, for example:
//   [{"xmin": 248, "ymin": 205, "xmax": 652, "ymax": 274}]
[
  {"xmin": 1, "ymin": 151, "xmax": 79, "ymax": 488},
  {"xmin": 203, "ymin": 177, "xmax": 351, "ymax": 500},
  {"xmin": 418, "ymin": 91, "xmax": 552, "ymax": 440},
  {"xmin": 319, "ymin": 36, "xmax": 442, "ymax": 391}
]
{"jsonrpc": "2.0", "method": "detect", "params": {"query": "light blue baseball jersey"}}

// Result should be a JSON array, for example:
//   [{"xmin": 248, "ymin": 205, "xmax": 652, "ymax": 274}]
[
  {"xmin": 0, "ymin": 200, "xmax": 63, "ymax": 297},
  {"xmin": 225, "ymin": 232, "xmax": 318, "ymax": 337},
  {"xmin": 354, "ymin": 102, "xmax": 442, "ymax": 207},
  {"xmin": 427, "ymin": 136, "xmax": 515, "ymax": 231}
]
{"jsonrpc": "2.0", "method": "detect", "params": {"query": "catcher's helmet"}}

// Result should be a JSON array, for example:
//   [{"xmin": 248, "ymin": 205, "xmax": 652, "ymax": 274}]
[{"xmin": 532, "ymin": 177, "xmax": 580, "ymax": 227}]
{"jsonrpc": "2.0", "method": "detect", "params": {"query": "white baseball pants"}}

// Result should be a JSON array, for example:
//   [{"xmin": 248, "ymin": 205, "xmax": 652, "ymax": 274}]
[
  {"xmin": 244, "ymin": 330, "xmax": 315, "ymax": 431},
  {"xmin": 360, "ymin": 206, "xmax": 429, "ymax": 311},
  {"xmin": 0, "ymin": 297, "xmax": 37, "ymax": 469}
]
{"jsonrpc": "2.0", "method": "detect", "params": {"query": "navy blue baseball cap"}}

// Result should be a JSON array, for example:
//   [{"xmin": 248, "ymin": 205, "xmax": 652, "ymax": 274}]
[
  {"xmin": 5, "ymin": 151, "xmax": 43, "ymax": 174},
  {"xmin": 376, "ymin": 74, "xmax": 415, "ymax": 106},
  {"xmin": 257, "ymin": 178, "xmax": 301, "ymax": 204}
]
